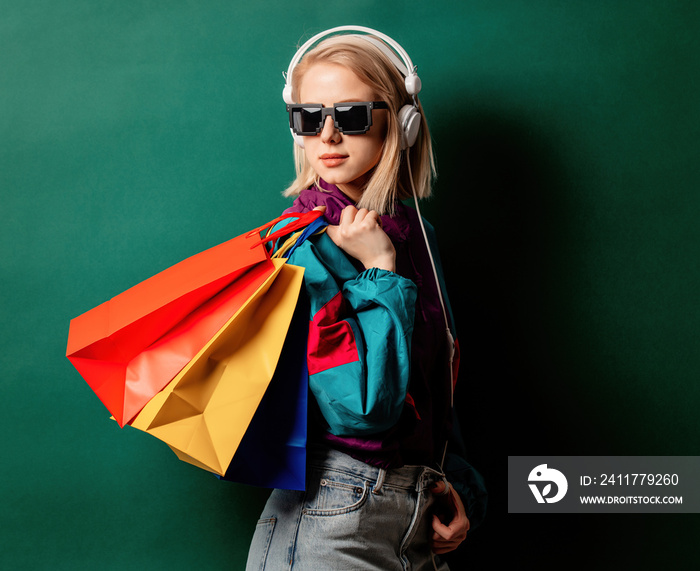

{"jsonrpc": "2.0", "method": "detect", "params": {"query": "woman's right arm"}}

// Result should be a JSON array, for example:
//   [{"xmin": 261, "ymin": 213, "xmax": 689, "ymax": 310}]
[{"xmin": 288, "ymin": 229, "xmax": 417, "ymax": 437}]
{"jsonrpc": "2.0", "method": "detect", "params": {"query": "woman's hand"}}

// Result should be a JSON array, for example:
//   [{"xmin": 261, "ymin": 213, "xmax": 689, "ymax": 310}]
[
  {"xmin": 325, "ymin": 205, "xmax": 396, "ymax": 272},
  {"xmin": 430, "ymin": 480, "xmax": 470, "ymax": 555}
]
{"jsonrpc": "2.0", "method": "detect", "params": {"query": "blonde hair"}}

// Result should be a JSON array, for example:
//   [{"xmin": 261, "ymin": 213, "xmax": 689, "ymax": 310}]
[{"xmin": 283, "ymin": 35, "xmax": 435, "ymax": 215}]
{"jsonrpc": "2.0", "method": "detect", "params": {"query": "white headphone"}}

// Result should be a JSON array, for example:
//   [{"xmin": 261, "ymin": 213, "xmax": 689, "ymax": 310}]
[{"xmin": 283, "ymin": 25, "xmax": 422, "ymax": 150}]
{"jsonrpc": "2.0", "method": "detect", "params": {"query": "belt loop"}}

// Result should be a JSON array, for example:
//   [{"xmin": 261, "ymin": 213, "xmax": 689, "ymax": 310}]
[{"xmin": 372, "ymin": 467, "xmax": 387, "ymax": 495}]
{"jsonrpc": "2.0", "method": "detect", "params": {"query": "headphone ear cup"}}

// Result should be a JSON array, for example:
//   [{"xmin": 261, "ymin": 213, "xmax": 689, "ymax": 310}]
[
  {"xmin": 398, "ymin": 105, "xmax": 421, "ymax": 149},
  {"xmin": 283, "ymin": 85, "xmax": 294, "ymax": 105},
  {"xmin": 291, "ymin": 129, "xmax": 305, "ymax": 148}
]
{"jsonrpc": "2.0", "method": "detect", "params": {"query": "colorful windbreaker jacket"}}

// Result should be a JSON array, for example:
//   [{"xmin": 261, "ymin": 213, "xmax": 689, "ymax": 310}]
[{"xmin": 279, "ymin": 180, "xmax": 487, "ymax": 527}]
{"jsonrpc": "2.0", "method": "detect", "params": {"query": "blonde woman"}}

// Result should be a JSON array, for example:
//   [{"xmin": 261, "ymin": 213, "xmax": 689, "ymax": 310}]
[{"xmin": 247, "ymin": 27, "xmax": 486, "ymax": 570}]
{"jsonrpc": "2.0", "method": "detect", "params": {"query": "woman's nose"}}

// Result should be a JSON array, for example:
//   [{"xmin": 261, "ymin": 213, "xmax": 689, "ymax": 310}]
[{"xmin": 320, "ymin": 115, "xmax": 341, "ymax": 143}]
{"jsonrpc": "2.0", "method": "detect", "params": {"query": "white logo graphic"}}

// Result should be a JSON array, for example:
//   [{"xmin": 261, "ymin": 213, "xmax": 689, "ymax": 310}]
[{"xmin": 528, "ymin": 464, "xmax": 568, "ymax": 503}]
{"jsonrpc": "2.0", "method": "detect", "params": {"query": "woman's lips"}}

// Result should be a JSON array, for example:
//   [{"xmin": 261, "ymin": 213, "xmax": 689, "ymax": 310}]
[{"xmin": 320, "ymin": 154, "xmax": 348, "ymax": 167}]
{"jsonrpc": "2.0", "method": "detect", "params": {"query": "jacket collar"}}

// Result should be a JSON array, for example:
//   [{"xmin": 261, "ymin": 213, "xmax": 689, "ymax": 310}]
[{"xmin": 294, "ymin": 179, "xmax": 411, "ymax": 243}]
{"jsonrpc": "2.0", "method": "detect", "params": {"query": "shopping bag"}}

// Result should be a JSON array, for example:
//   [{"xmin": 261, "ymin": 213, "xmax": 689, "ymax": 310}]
[
  {"xmin": 219, "ymin": 288, "xmax": 309, "ymax": 490},
  {"xmin": 128, "ymin": 258, "xmax": 305, "ymax": 476},
  {"xmin": 66, "ymin": 211, "xmax": 322, "ymax": 427}
]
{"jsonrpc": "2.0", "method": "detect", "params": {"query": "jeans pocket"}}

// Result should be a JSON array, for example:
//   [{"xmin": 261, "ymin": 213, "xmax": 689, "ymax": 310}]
[
  {"xmin": 304, "ymin": 471, "xmax": 369, "ymax": 516},
  {"xmin": 246, "ymin": 517, "xmax": 276, "ymax": 571}
]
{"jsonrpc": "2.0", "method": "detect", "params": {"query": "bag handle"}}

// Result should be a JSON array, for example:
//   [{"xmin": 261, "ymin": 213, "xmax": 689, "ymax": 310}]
[
  {"xmin": 272, "ymin": 215, "xmax": 328, "ymax": 259},
  {"xmin": 247, "ymin": 210, "xmax": 324, "ymax": 248},
  {"xmin": 286, "ymin": 215, "xmax": 327, "ymax": 256}
]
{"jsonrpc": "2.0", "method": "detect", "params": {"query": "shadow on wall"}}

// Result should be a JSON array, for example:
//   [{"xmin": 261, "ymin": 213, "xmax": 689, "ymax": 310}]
[
  {"xmin": 426, "ymin": 104, "xmax": 586, "ymax": 453},
  {"xmin": 425, "ymin": 104, "xmax": 601, "ymax": 568}
]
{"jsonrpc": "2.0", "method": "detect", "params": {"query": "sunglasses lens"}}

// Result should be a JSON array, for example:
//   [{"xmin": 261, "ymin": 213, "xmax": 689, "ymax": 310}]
[
  {"xmin": 293, "ymin": 107, "xmax": 323, "ymax": 135},
  {"xmin": 335, "ymin": 104, "xmax": 370, "ymax": 133}
]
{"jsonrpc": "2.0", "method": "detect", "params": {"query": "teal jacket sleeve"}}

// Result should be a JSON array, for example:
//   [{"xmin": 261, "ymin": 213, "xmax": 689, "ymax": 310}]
[{"xmin": 288, "ymin": 232, "xmax": 418, "ymax": 437}]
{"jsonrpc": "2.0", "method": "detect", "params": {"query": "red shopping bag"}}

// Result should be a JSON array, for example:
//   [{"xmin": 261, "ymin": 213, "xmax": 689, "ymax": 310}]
[{"xmin": 66, "ymin": 211, "xmax": 322, "ymax": 427}]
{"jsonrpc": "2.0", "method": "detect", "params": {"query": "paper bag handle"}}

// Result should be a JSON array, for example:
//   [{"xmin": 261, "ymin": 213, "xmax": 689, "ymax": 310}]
[{"xmin": 247, "ymin": 210, "xmax": 324, "ymax": 248}]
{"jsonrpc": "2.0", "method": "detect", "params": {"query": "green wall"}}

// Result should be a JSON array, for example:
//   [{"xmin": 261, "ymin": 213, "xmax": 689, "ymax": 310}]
[{"xmin": 2, "ymin": 1, "xmax": 699, "ymax": 568}]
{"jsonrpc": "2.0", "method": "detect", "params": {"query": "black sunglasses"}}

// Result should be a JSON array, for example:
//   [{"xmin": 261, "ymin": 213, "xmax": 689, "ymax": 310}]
[{"xmin": 287, "ymin": 101, "xmax": 389, "ymax": 136}]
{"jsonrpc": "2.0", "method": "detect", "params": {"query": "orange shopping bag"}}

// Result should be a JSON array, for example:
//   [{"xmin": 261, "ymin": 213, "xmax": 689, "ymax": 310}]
[{"xmin": 66, "ymin": 211, "xmax": 322, "ymax": 426}]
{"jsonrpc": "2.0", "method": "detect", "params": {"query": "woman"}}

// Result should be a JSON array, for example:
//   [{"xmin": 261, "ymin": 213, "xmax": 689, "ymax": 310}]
[{"xmin": 247, "ymin": 27, "xmax": 486, "ymax": 570}]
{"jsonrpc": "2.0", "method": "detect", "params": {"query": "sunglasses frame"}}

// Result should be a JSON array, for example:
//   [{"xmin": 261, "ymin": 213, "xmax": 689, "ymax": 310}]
[{"xmin": 287, "ymin": 101, "xmax": 389, "ymax": 136}]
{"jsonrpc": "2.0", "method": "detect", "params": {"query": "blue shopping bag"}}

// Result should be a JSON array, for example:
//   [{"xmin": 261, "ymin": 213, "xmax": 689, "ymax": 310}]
[{"xmin": 219, "ymin": 291, "xmax": 309, "ymax": 491}]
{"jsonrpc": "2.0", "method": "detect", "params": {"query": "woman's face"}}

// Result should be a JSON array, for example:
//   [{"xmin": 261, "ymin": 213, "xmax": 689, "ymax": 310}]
[{"xmin": 298, "ymin": 62, "xmax": 387, "ymax": 202}]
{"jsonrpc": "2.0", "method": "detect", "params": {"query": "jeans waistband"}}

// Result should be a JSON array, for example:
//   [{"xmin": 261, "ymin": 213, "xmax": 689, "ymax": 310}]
[{"xmin": 307, "ymin": 445, "xmax": 444, "ymax": 493}]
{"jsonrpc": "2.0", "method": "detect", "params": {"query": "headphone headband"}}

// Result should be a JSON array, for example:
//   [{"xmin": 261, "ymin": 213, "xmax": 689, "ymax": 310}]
[
  {"xmin": 282, "ymin": 26, "xmax": 423, "ymax": 150},
  {"xmin": 282, "ymin": 25, "xmax": 421, "ymax": 105}
]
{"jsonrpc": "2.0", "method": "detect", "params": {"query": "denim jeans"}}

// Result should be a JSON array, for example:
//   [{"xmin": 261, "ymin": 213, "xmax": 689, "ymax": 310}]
[{"xmin": 246, "ymin": 446, "xmax": 450, "ymax": 570}]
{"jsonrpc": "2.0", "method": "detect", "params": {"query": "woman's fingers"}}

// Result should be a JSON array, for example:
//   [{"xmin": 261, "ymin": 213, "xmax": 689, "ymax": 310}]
[
  {"xmin": 353, "ymin": 207, "xmax": 369, "ymax": 224},
  {"xmin": 339, "ymin": 204, "xmax": 357, "ymax": 226},
  {"xmin": 338, "ymin": 206, "xmax": 381, "ymax": 231},
  {"xmin": 325, "ymin": 205, "xmax": 395, "ymax": 272},
  {"xmin": 429, "ymin": 480, "xmax": 470, "ymax": 554},
  {"xmin": 363, "ymin": 209, "xmax": 379, "ymax": 224}
]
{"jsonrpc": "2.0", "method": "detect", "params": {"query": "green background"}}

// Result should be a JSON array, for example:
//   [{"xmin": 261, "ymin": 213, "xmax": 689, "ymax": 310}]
[{"xmin": 2, "ymin": 1, "xmax": 699, "ymax": 568}]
